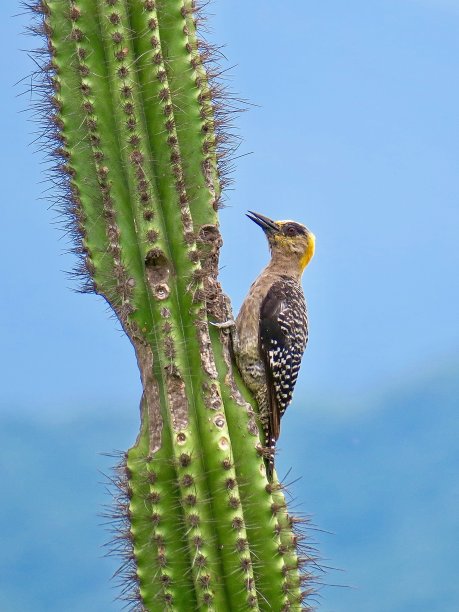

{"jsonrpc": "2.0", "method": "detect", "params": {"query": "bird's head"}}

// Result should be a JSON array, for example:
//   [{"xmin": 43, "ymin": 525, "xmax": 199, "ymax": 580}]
[{"xmin": 246, "ymin": 211, "xmax": 315, "ymax": 272}]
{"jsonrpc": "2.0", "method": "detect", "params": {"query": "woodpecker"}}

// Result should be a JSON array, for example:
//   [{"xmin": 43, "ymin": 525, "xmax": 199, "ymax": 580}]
[{"xmin": 233, "ymin": 211, "xmax": 315, "ymax": 480}]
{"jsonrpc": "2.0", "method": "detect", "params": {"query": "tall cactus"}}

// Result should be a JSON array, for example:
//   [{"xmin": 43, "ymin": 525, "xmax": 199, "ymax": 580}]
[{"xmin": 27, "ymin": 1, "xmax": 319, "ymax": 609}]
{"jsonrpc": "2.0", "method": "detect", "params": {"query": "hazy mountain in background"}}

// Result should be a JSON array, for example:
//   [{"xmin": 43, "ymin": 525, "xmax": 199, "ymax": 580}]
[
  {"xmin": 1, "ymin": 362, "xmax": 457, "ymax": 612},
  {"xmin": 281, "ymin": 361, "xmax": 459, "ymax": 611}
]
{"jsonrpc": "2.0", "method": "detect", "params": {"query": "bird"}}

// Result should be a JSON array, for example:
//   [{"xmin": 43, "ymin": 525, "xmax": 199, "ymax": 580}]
[{"xmin": 232, "ymin": 211, "xmax": 315, "ymax": 480}]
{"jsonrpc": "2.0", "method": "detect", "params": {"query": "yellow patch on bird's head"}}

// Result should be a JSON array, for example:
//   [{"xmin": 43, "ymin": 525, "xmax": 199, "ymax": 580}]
[{"xmin": 300, "ymin": 230, "xmax": 315, "ymax": 271}]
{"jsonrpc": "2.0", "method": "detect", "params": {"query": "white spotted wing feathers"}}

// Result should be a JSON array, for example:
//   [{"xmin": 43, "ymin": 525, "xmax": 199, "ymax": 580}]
[{"xmin": 259, "ymin": 276, "xmax": 308, "ymax": 448}]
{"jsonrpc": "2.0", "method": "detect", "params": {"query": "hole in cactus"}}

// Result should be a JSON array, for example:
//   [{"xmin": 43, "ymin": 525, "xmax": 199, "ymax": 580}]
[
  {"xmin": 198, "ymin": 223, "xmax": 221, "ymax": 248},
  {"xmin": 145, "ymin": 249, "xmax": 171, "ymax": 300},
  {"xmin": 145, "ymin": 248, "xmax": 169, "ymax": 280},
  {"xmin": 167, "ymin": 368, "xmax": 188, "ymax": 431}
]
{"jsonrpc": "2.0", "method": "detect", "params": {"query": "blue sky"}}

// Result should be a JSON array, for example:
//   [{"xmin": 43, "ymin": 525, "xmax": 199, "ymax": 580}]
[{"xmin": 1, "ymin": 1, "xmax": 458, "ymax": 610}]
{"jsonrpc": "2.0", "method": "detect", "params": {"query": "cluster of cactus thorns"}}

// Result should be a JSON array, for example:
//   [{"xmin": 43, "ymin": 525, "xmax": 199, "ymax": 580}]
[{"xmin": 26, "ymin": 0, "xmax": 320, "ymax": 609}]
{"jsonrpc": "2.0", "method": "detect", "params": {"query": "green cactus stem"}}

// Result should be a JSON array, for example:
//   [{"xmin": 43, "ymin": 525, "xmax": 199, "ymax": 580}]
[{"xmin": 27, "ymin": 0, "xmax": 319, "ymax": 609}]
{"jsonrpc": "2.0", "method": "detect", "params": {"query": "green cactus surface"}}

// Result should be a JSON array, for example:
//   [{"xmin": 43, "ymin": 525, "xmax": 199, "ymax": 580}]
[{"xmin": 28, "ymin": 0, "xmax": 319, "ymax": 609}]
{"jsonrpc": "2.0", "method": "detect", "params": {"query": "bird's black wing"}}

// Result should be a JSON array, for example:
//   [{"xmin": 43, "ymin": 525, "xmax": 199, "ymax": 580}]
[{"xmin": 259, "ymin": 277, "xmax": 308, "ymax": 447}]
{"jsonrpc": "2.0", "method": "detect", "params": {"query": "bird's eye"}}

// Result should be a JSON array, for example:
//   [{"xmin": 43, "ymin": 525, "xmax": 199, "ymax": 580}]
[{"xmin": 286, "ymin": 226, "xmax": 296, "ymax": 236}]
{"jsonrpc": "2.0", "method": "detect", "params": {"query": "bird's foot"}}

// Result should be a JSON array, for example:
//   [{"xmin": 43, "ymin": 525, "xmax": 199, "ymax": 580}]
[
  {"xmin": 256, "ymin": 444, "xmax": 276, "ymax": 482},
  {"xmin": 256, "ymin": 443, "xmax": 276, "ymax": 460},
  {"xmin": 209, "ymin": 318, "xmax": 235, "ymax": 330}
]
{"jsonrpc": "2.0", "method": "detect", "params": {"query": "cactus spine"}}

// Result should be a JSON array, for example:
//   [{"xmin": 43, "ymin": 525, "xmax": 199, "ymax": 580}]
[{"xmin": 28, "ymin": 0, "xmax": 318, "ymax": 609}]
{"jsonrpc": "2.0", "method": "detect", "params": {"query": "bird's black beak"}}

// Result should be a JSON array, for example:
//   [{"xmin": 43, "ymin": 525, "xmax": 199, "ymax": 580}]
[{"xmin": 246, "ymin": 211, "xmax": 280, "ymax": 235}]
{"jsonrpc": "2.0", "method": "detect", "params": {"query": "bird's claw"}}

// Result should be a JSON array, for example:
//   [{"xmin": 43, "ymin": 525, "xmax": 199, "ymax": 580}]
[{"xmin": 209, "ymin": 319, "xmax": 235, "ymax": 330}]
